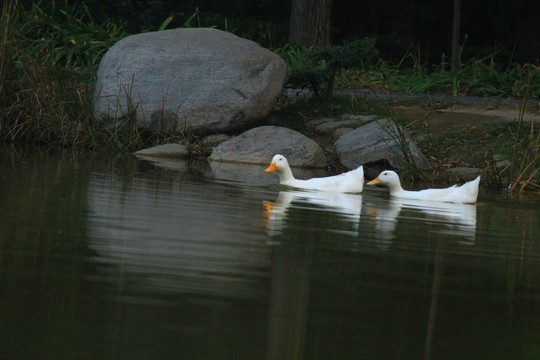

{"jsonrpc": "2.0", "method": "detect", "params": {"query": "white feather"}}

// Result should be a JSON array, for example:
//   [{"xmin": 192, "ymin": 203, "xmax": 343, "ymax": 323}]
[
  {"xmin": 266, "ymin": 154, "xmax": 364, "ymax": 193},
  {"xmin": 368, "ymin": 170, "xmax": 480, "ymax": 204}
]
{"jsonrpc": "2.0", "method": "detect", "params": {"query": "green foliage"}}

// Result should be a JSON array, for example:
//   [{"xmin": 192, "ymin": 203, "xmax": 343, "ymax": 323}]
[
  {"xmin": 15, "ymin": 1, "xmax": 129, "ymax": 68},
  {"xmin": 275, "ymin": 43, "xmax": 329, "ymax": 97},
  {"xmin": 275, "ymin": 43, "xmax": 310, "ymax": 69},
  {"xmin": 278, "ymin": 38, "xmax": 379, "ymax": 98},
  {"xmin": 0, "ymin": 1, "xmax": 136, "ymax": 150},
  {"xmin": 344, "ymin": 53, "xmax": 540, "ymax": 100},
  {"xmin": 158, "ymin": 12, "xmax": 198, "ymax": 30},
  {"xmin": 308, "ymin": 38, "xmax": 379, "ymax": 71},
  {"xmin": 506, "ymin": 72, "xmax": 540, "ymax": 193},
  {"xmin": 288, "ymin": 67, "xmax": 329, "ymax": 98}
]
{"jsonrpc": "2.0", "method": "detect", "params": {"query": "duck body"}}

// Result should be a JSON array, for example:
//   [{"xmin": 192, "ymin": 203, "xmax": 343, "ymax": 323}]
[
  {"xmin": 265, "ymin": 154, "xmax": 364, "ymax": 193},
  {"xmin": 367, "ymin": 170, "xmax": 480, "ymax": 204}
]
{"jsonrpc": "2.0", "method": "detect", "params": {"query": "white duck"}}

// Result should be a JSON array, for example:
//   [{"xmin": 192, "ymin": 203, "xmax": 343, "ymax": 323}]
[
  {"xmin": 265, "ymin": 154, "xmax": 364, "ymax": 193},
  {"xmin": 367, "ymin": 170, "xmax": 480, "ymax": 204}
]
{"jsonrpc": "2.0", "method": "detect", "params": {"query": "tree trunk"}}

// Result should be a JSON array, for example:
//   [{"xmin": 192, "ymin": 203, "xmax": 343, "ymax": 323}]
[
  {"xmin": 451, "ymin": 0, "xmax": 461, "ymax": 74},
  {"xmin": 289, "ymin": 0, "xmax": 332, "ymax": 48}
]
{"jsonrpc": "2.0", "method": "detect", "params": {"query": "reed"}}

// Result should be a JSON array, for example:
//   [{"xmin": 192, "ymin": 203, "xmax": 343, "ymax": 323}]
[
  {"xmin": 0, "ymin": 1, "xmax": 135, "ymax": 150},
  {"xmin": 376, "ymin": 101, "xmax": 432, "ymax": 181},
  {"xmin": 506, "ymin": 65, "xmax": 540, "ymax": 193},
  {"xmin": 0, "ymin": 2, "xmax": 14, "ymax": 124}
]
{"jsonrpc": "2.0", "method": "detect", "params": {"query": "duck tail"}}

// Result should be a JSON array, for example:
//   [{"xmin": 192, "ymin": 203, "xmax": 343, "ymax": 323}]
[
  {"xmin": 460, "ymin": 176, "xmax": 480, "ymax": 189},
  {"xmin": 355, "ymin": 166, "xmax": 364, "ymax": 180},
  {"xmin": 468, "ymin": 176, "xmax": 481, "ymax": 187},
  {"xmin": 461, "ymin": 176, "xmax": 481, "ymax": 202}
]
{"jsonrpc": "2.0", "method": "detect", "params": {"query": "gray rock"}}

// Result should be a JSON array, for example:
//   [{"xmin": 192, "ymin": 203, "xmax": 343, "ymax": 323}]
[
  {"xmin": 334, "ymin": 118, "xmax": 430, "ymax": 170},
  {"xmin": 495, "ymin": 160, "xmax": 511, "ymax": 169},
  {"xmin": 134, "ymin": 157, "xmax": 189, "ymax": 171},
  {"xmin": 208, "ymin": 125, "xmax": 327, "ymax": 168},
  {"xmin": 134, "ymin": 144, "xmax": 189, "ymax": 158},
  {"xmin": 315, "ymin": 119, "xmax": 363, "ymax": 134},
  {"xmin": 333, "ymin": 127, "xmax": 354, "ymax": 139},
  {"xmin": 306, "ymin": 118, "xmax": 335, "ymax": 127},
  {"xmin": 340, "ymin": 114, "xmax": 378, "ymax": 122},
  {"xmin": 133, "ymin": 143, "xmax": 189, "ymax": 158},
  {"xmin": 93, "ymin": 28, "xmax": 288, "ymax": 133}
]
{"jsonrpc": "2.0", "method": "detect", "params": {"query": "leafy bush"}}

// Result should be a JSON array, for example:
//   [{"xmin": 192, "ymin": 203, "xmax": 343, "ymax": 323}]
[
  {"xmin": 277, "ymin": 38, "xmax": 379, "ymax": 98},
  {"xmin": 308, "ymin": 38, "xmax": 379, "ymax": 71},
  {"xmin": 0, "ymin": 1, "xmax": 129, "ymax": 148},
  {"xmin": 15, "ymin": 1, "xmax": 129, "ymax": 69}
]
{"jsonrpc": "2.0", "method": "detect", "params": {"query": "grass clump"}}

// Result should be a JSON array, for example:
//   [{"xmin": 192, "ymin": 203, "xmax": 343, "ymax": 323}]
[
  {"xmin": 506, "ymin": 71, "xmax": 540, "ymax": 193},
  {"xmin": 337, "ymin": 53, "xmax": 540, "ymax": 100},
  {"xmin": 16, "ymin": 1, "xmax": 129, "ymax": 70},
  {"xmin": 0, "ymin": 1, "xmax": 186, "ymax": 152},
  {"xmin": 276, "ymin": 38, "xmax": 379, "ymax": 98},
  {"xmin": 0, "ymin": 1, "xmax": 123, "ymax": 149}
]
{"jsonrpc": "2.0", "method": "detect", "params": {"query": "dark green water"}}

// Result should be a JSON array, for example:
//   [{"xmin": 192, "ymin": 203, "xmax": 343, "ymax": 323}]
[{"xmin": 1, "ymin": 146, "xmax": 539, "ymax": 360}]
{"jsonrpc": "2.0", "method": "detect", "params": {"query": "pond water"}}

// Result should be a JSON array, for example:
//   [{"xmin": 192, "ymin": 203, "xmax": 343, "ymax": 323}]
[{"xmin": 1, "ymin": 146, "xmax": 539, "ymax": 359}]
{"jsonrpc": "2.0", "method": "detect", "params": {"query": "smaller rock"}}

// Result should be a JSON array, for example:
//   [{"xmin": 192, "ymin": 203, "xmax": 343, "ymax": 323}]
[
  {"xmin": 133, "ymin": 143, "xmax": 189, "ymax": 158},
  {"xmin": 315, "ymin": 119, "xmax": 363, "ymax": 134},
  {"xmin": 341, "ymin": 114, "xmax": 378, "ymax": 122},
  {"xmin": 334, "ymin": 118, "xmax": 430, "ymax": 170},
  {"xmin": 306, "ymin": 118, "xmax": 335, "ymax": 127},
  {"xmin": 495, "ymin": 160, "xmax": 511, "ymax": 169},
  {"xmin": 208, "ymin": 125, "xmax": 327, "ymax": 168},
  {"xmin": 333, "ymin": 127, "xmax": 354, "ymax": 139}
]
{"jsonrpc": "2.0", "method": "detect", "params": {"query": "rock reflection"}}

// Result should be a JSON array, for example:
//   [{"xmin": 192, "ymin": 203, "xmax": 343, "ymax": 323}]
[
  {"xmin": 365, "ymin": 198, "xmax": 478, "ymax": 247},
  {"xmin": 209, "ymin": 161, "xmax": 329, "ymax": 187},
  {"xmin": 264, "ymin": 190, "xmax": 363, "ymax": 237},
  {"xmin": 88, "ymin": 170, "xmax": 272, "ymax": 300},
  {"xmin": 133, "ymin": 154, "xmax": 189, "ymax": 171}
]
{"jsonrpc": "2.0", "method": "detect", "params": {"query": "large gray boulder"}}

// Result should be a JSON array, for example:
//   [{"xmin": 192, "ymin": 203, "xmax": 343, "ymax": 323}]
[
  {"xmin": 93, "ymin": 28, "xmax": 288, "ymax": 133},
  {"xmin": 208, "ymin": 126, "xmax": 327, "ymax": 168},
  {"xmin": 334, "ymin": 118, "xmax": 430, "ymax": 170}
]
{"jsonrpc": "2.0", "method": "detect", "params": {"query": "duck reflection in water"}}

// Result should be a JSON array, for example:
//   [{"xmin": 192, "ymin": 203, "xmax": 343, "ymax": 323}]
[
  {"xmin": 263, "ymin": 190, "xmax": 363, "ymax": 238},
  {"xmin": 365, "ymin": 197, "xmax": 478, "ymax": 248}
]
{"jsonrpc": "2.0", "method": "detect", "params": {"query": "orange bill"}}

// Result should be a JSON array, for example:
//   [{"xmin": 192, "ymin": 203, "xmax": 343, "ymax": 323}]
[
  {"xmin": 367, "ymin": 177, "xmax": 381, "ymax": 185},
  {"xmin": 265, "ymin": 162, "xmax": 277, "ymax": 172},
  {"xmin": 263, "ymin": 200, "xmax": 274, "ymax": 216}
]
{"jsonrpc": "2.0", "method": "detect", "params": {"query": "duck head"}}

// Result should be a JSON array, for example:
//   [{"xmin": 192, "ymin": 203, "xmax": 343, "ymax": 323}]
[
  {"xmin": 265, "ymin": 154, "xmax": 289, "ymax": 173},
  {"xmin": 265, "ymin": 154, "xmax": 295, "ymax": 183},
  {"xmin": 367, "ymin": 170, "xmax": 403, "ymax": 191}
]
